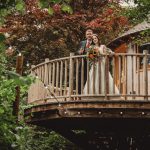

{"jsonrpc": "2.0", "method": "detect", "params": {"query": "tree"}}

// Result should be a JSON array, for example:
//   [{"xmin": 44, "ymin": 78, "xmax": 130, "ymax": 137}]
[
  {"xmin": 0, "ymin": 1, "xmax": 81, "ymax": 149},
  {"xmin": 2, "ymin": 0, "xmax": 130, "ymax": 66},
  {"xmin": 124, "ymin": 0, "xmax": 150, "ymax": 24},
  {"xmin": 0, "ymin": 36, "xmax": 33, "ymax": 149},
  {"xmin": 0, "ymin": 1, "xmax": 138, "ymax": 149}
]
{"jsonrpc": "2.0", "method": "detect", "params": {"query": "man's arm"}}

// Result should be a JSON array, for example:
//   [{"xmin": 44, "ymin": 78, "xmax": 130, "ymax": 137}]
[{"xmin": 77, "ymin": 41, "xmax": 85, "ymax": 55}]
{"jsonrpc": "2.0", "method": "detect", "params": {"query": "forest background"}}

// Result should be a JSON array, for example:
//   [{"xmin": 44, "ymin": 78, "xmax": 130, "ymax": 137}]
[{"xmin": 0, "ymin": 0, "xmax": 149, "ymax": 149}]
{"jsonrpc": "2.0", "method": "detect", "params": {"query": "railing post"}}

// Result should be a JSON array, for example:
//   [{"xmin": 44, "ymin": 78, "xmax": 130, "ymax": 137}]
[
  {"xmin": 31, "ymin": 65, "xmax": 35, "ymax": 75},
  {"xmin": 44, "ymin": 58, "xmax": 49, "ymax": 97},
  {"xmin": 143, "ymin": 50, "xmax": 148, "ymax": 100},
  {"xmin": 29, "ymin": 65, "xmax": 36, "ymax": 103},
  {"xmin": 44, "ymin": 58, "xmax": 49, "ymax": 85},
  {"xmin": 69, "ymin": 53, "xmax": 74, "ymax": 100}
]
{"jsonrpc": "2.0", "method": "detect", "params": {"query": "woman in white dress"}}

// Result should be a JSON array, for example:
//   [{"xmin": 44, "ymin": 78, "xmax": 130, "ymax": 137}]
[{"xmin": 83, "ymin": 34, "xmax": 119, "ymax": 95}]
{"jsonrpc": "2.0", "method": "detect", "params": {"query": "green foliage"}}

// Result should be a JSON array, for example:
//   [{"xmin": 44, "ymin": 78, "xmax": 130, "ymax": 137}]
[
  {"xmin": 0, "ymin": 34, "xmax": 6, "ymax": 42},
  {"xmin": 61, "ymin": 4, "xmax": 73, "ymax": 14},
  {"xmin": 50, "ymin": 0, "xmax": 62, "ymax": 3},
  {"xmin": 0, "ymin": 34, "xmax": 33, "ymax": 149},
  {"xmin": 131, "ymin": 29, "xmax": 150, "ymax": 45},
  {"xmin": 11, "ymin": 126, "xmax": 79, "ymax": 150},
  {"xmin": 0, "ymin": 1, "xmax": 79, "ymax": 149},
  {"xmin": 1, "ymin": 1, "xmax": 149, "ymax": 150},
  {"xmin": 0, "ymin": 8, "xmax": 11, "ymax": 25},
  {"xmin": 125, "ymin": 0, "xmax": 150, "ymax": 24},
  {"xmin": 38, "ymin": 0, "xmax": 49, "ymax": 8},
  {"xmin": 15, "ymin": 0, "xmax": 25, "ymax": 12},
  {"xmin": 0, "ymin": 0, "xmax": 16, "ymax": 9},
  {"xmin": 48, "ymin": 7, "xmax": 54, "ymax": 15}
]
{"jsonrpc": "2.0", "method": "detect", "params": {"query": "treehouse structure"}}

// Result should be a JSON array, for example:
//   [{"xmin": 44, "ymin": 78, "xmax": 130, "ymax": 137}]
[
  {"xmin": 25, "ymin": 22, "xmax": 150, "ymax": 149},
  {"xmin": 108, "ymin": 21, "xmax": 150, "ymax": 97}
]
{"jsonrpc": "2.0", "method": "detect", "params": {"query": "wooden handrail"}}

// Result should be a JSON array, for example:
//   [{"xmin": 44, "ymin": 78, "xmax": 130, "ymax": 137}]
[
  {"xmin": 28, "ymin": 53, "xmax": 150, "ymax": 104},
  {"xmin": 31, "ymin": 53, "xmax": 150, "ymax": 71}
]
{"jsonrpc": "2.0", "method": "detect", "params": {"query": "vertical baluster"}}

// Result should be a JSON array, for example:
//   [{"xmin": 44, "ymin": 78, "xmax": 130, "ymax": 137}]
[
  {"xmin": 119, "ymin": 55, "xmax": 121, "ymax": 93},
  {"xmin": 87, "ymin": 59, "xmax": 90, "ymax": 94},
  {"xmin": 81, "ymin": 57, "xmax": 84, "ymax": 94},
  {"xmin": 76, "ymin": 58, "xmax": 79, "ymax": 96},
  {"xmin": 131, "ymin": 56, "xmax": 134, "ymax": 99},
  {"xmin": 40, "ymin": 66, "xmax": 42, "ymax": 80},
  {"xmin": 69, "ymin": 53, "xmax": 74, "ymax": 100},
  {"xmin": 64, "ymin": 60, "xmax": 68, "ymax": 96},
  {"xmin": 56, "ymin": 61, "xmax": 59, "ymax": 96},
  {"xmin": 37, "ymin": 67, "xmax": 40, "ymax": 78},
  {"xmin": 137, "ymin": 56, "xmax": 140, "ymax": 95},
  {"xmin": 31, "ymin": 65, "xmax": 35, "ymax": 102},
  {"xmin": 113, "ymin": 56, "xmax": 115, "ymax": 94},
  {"xmin": 31, "ymin": 65, "xmax": 35, "ymax": 75},
  {"xmin": 143, "ymin": 50, "xmax": 148, "ymax": 100},
  {"xmin": 93, "ymin": 62, "xmax": 95, "ymax": 94},
  {"xmin": 39, "ymin": 66, "xmax": 43, "ymax": 99},
  {"xmin": 38, "ymin": 68, "xmax": 41, "ymax": 100},
  {"xmin": 72, "ymin": 58, "xmax": 74, "ymax": 95},
  {"xmin": 34, "ymin": 70, "xmax": 37, "ymax": 101},
  {"xmin": 44, "ymin": 59, "xmax": 49, "ymax": 98},
  {"xmin": 60, "ymin": 61, "xmax": 63, "ymax": 96},
  {"xmin": 52, "ymin": 62, "xmax": 55, "ymax": 93},
  {"xmin": 124, "ymin": 56, "xmax": 127, "ymax": 100},
  {"xmin": 37, "ymin": 67, "xmax": 40, "ymax": 100},
  {"xmin": 42, "ymin": 64, "xmax": 47, "ymax": 99},
  {"xmin": 39, "ymin": 66, "xmax": 41, "ymax": 80},
  {"xmin": 107, "ymin": 56, "xmax": 110, "ymax": 96},
  {"xmin": 39, "ymin": 66, "xmax": 42, "ymax": 80},
  {"xmin": 104, "ymin": 55, "xmax": 107, "ymax": 100},
  {"xmin": 35, "ymin": 68, "xmax": 39, "ymax": 100},
  {"xmin": 122, "ymin": 55, "xmax": 125, "ymax": 95},
  {"xmin": 98, "ymin": 57, "xmax": 101, "ymax": 94},
  {"xmin": 41, "ymin": 65, "xmax": 44, "ymax": 82},
  {"xmin": 44, "ymin": 59, "xmax": 49, "ymax": 85},
  {"xmin": 40, "ymin": 65, "xmax": 45, "ymax": 99},
  {"xmin": 105, "ymin": 55, "xmax": 109, "ymax": 99},
  {"xmin": 49, "ymin": 63, "xmax": 52, "ymax": 87}
]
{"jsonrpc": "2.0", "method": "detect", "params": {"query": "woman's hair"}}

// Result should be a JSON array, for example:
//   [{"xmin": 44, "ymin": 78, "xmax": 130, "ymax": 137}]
[{"xmin": 92, "ymin": 34, "xmax": 101, "ymax": 46}]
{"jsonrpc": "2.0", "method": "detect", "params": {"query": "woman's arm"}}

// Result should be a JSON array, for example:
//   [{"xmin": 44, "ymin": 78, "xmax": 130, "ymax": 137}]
[{"xmin": 99, "ymin": 45, "xmax": 114, "ymax": 54}]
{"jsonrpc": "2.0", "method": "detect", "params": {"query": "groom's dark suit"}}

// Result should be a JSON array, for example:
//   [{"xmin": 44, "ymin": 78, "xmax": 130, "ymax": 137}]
[{"xmin": 77, "ymin": 40, "xmax": 92, "ymax": 94}]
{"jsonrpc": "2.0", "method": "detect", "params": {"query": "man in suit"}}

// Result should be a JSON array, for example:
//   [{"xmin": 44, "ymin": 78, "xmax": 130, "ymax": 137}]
[
  {"xmin": 78, "ymin": 28, "xmax": 93, "ymax": 95},
  {"xmin": 78, "ymin": 28, "xmax": 93, "ymax": 55}
]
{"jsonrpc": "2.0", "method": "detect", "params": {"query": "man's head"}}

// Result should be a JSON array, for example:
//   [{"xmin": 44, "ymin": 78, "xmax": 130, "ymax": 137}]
[{"xmin": 85, "ymin": 28, "xmax": 93, "ymax": 41}]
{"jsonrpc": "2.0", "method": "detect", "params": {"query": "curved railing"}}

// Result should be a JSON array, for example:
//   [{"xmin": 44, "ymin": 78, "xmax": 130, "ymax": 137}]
[{"xmin": 28, "ymin": 52, "xmax": 150, "ymax": 104}]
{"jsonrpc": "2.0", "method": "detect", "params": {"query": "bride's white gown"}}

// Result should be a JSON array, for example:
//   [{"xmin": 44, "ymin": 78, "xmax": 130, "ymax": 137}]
[{"xmin": 83, "ymin": 45, "xmax": 119, "ymax": 95}]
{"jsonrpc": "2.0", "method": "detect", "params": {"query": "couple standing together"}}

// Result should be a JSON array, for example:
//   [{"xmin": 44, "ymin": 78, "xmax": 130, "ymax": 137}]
[{"xmin": 77, "ymin": 28, "xmax": 119, "ymax": 95}]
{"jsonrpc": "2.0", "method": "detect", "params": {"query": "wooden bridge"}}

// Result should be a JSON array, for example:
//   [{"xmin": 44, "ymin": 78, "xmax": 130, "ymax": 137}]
[{"xmin": 25, "ymin": 52, "xmax": 150, "ymax": 149}]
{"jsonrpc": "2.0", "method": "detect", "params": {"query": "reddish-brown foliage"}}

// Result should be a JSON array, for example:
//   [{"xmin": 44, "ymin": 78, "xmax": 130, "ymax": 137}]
[{"xmin": 3, "ymin": 0, "xmax": 130, "ymax": 66}]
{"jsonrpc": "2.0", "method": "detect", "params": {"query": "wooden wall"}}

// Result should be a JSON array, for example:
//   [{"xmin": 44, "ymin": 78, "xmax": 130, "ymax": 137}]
[{"xmin": 114, "ymin": 42, "xmax": 150, "ymax": 99}]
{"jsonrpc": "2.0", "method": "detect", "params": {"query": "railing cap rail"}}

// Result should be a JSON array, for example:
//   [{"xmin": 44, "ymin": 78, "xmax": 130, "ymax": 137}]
[{"xmin": 31, "ymin": 53, "xmax": 150, "ymax": 70}]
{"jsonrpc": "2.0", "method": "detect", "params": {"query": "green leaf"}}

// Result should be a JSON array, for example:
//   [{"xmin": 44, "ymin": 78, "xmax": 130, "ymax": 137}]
[
  {"xmin": 48, "ymin": 7, "xmax": 54, "ymax": 15},
  {"xmin": 0, "ymin": 42, "xmax": 6, "ymax": 51},
  {"xmin": 6, "ymin": 70, "xmax": 21, "ymax": 79},
  {"xmin": 16, "ymin": 2, "xmax": 24, "ymax": 11},
  {"xmin": 50, "ymin": 0, "xmax": 62, "ymax": 3},
  {"xmin": 61, "ymin": 4, "xmax": 73, "ymax": 14},
  {"xmin": 0, "ymin": 107, "xmax": 4, "ymax": 114},
  {"xmin": 0, "ymin": 34, "xmax": 6, "ymax": 42},
  {"xmin": 38, "ymin": 0, "xmax": 49, "ymax": 8},
  {"xmin": 64, "ymin": 0, "xmax": 72, "ymax": 3}
]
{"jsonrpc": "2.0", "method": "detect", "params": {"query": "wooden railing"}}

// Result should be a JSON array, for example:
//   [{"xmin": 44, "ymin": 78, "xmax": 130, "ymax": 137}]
[{"xmin": 28, "ymin": 52, "xmax": 150, "ymax": 104}]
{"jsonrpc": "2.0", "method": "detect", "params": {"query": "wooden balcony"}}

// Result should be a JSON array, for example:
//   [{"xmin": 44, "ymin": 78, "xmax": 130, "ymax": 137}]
[
  {"xmin": 28, "ymin": 53, "xmax": 150, "ymax": 104},
  {"xmin": 25, "ymin": 53, "xmax": 150, "ymax": 121},
  {"xmin": 24, "ymin": 52, "xmax": 150, "ymax": 149}
]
